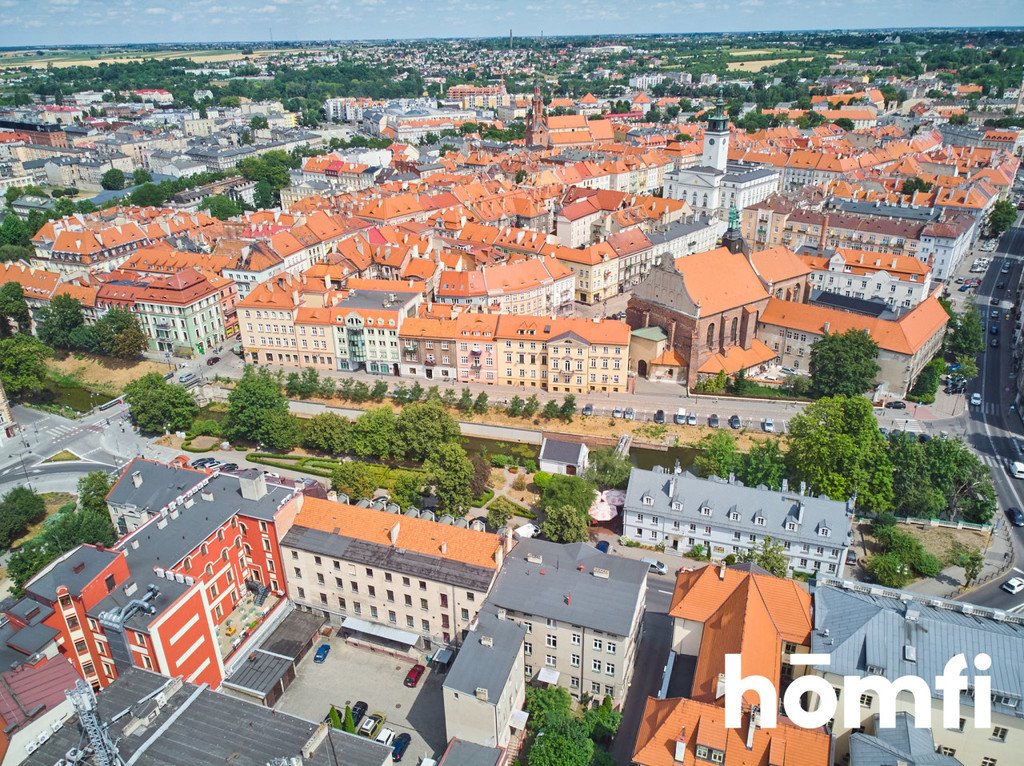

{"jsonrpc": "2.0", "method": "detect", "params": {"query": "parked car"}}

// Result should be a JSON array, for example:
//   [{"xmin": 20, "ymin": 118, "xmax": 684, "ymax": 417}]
[
  {"xmin": 219, "ymin": 463, "xmax": 239, "ymax": 472},
  {"xmin": 190, "ymin": 457, "xmax": 216, "ymax": 468},
  {"xmin": 970, "ymin": 393, "xmax": 983, "ymax": 406},
  {"xmin": 375, "ymin": 729, "xmax": 396, "ymax": 748},
  {"xmin": 404, "ymin": 663, "xmax": 426, "ymax": 688},
  {"xmin": 763, "ymin": 418, "xmax": 775, "ymax": 433},
  {"xmin": 991, "ymin": 309, "xmax": 1001, "ymax": 318},
  {"xmin": 392, "ymin": 733, "xmax": 412, "ymax": 763},
  {"xmin": 997, "ymin": 281, "xmax": 1007, "ymax": 290},
  {"xmin": 612, "ymin": 407, "xmax": 624, "ymax": 418},
  {"xmin": 992, "ymin": 338, "xmax": 1000, "ymax": 348},
  {"xmin": 1007, "ymin": 507, "xmax": 1024, "ymax": 527},
  {"xmin": 1001, "ymin": 577, "xmax": 1024, "ymax": 595},
  {"xmin": 653, "ymin": 409, "xmax": 665, "ymax": 424},
  {"xmin": 686, "ymin": 413, "xmax": 697, "ymax": 426},
  {"xmin": 884, "ymin": 400, "xmax": 907, "ymax": 410},
  {"xmin": 581, "ymin": 403, "xmax": 594, "ymax": 416},
  {"xmin": 177, "ymin": 371, "xmax": 197, "ymax": 385},
  {"xmin": 641, "ymin": 557, "xmax": 667, "ymax": 575},
  {"xmin": 623, "ymin": 407, "xmax": 636, "ymax": 421},
  {"xmin": 845, "ymin": 549, "xmax": 858, "ymax": 566},
  {"xmin": 351, "ymin": 701, "xmax": 368, "ymax": 728},
  {"xmin": 206, "ymin": 356, "xmax": 220, "ymax": 366},
  {"xmin": 991, "ymin": 324, "xmax": 1000, "ymax": 334},
  {"xmin": 991, "ymin": 296, "xmax": 1000, "ymax": 305},
  {"xmin": 595, "ymin": 540, "xmax": 610, "ymax": 553},
  {"xmin": 729, "ymin": 414, "xmax": 741, "ymax": 429},
  {"xmin": 313, "ymin": 644, "xmax": 330, "ymax": 664},
  {"xmin": 1002, "ymin": 262, "xmax": 1011, "ymax": 273},
  {"xmin": 358, "ymin": 713, "xmax": 385, "ymax": 738},
  {"xmin": 674, "ymin": 408, "xmax": 686, "ymax": 425},
  {"xmin": 708, "ymin": 413, "xmax": 720, "ymax": 428}
]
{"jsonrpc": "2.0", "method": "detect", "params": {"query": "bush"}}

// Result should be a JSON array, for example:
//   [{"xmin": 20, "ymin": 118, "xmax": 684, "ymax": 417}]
[
  {"xmin": 490, "ymin": 454, "xmax": 514, "ymax": 468},
  {"xmin": 188, "ymin": 418, "xmax": 221, "ymax": 438},
  {"xmin": 686, "ymin": 544, "xmax": 710, "ymax": 561},
  {"xmin": 512, "ymin": 474, "xmax": 527, "ymax": 491},
  {"xmin": 532, "ymin": 470, "xmax": 553, "ymax": 490}
]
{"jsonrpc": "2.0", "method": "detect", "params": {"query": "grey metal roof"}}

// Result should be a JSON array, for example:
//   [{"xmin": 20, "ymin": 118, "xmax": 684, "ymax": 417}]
[
  {"xmin": 25, "ymin": 667, "xmax": 391, "ymax": 766},
  {"xmin": 223, "ymin": 649, "xmax": 294, "ymax": 696},
  {"xmin": 485, "ymin": 539, "xmax": 647, "ymax": 637},
  {"xmin": 25, "ymin": 545, "xmax": 119, "ymax": 601},
  {"xmin": 722, "ymin": 162, "xmax": 779, "ymax": 183},
  {"xmin": 106, "ymin": 459, "xmax": 207, "ymax": 515},
  {"xmin": 646, "ymin": 218, "xmax": 715, "ymax": 246},
  {"xmin": 831, "ymin": 199, "xmax": 942, "ymax": 222},
  {"xmin": 259, "ymin": 609, "xmax": 326, "ymax": 659},
  {"xmin": 5, "ymin": 622, "xmax": 58, "ymax": 655},
  {"xmin": 539, "ymin": 437, "xmax": 586, "ymax": 466},
  {"xmin": 438, "ymin": 739, "xmax": 505, "ymax": 766},
  {"xmin": 89, "ymin": 573, "xmax": 191, "ymax": 633},
  {"xmin": 626, "ymin": 467, "xmax": 852, "ymax": 546},
  {"xmin": 811, "ymin": 580, "xmax": 1024, "ymax": 715},
  {"xmin": 443, "ymin": 609, "xmax": 525, "ymax": 701},
  {"xmin": 281, "ymin": 525, "xmax": 496, "ymax": 592},
  {"xmin": 849, "ymin": 713, "xmax": 964, "ymax": 766}
]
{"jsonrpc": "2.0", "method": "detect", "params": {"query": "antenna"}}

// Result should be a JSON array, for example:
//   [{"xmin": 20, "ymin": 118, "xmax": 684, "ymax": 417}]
[{"xmin": 66, "ymin": 680, "xmax": 124, "ymax": 766}]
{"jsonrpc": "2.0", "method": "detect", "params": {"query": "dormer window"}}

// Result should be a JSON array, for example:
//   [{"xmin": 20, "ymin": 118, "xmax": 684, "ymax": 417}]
[
  {"xmin": 755, "ymin": 516, "xmax": 766, "ymax": 526},
  {"xmin": 819, "ymin": 526, "xmax": 831, "ymax": 537},
  {"xmin": 786, "ymin": 521, "xmax": 798, "ymax": 531},
  {"xmin": 700, "ymin": 506, "xmax": 712, "ymax": 516},
  {"xmin": 641, "ymin": 493, "xmax": 654, "ymax": 506},
  {"xmin": 728, "ymin": 511, "xmax": 740, "ymax": 522},
  {"xmin": 671, "ymin": 501, "xmax": 682, "ymax": 511}
]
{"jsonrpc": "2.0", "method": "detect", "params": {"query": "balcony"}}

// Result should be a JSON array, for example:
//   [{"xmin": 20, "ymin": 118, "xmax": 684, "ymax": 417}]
[
  {"xmin": 425, "ymin": 357, "xmax": 435, "ymax": 367},
  {"xmin": 404, "ymin": 342, "xmax": 418, "ymax": 352},
  {"xmin": 471, "ymin": 345, "xmax": 482, "ymax": 355}
]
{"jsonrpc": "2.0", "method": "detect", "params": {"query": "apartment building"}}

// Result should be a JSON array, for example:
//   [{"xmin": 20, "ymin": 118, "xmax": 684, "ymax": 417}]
[
  {"xmin": 623, "ymin": 467, "xmax": 853, "ymax": 576},
  {"xmin": 281, "ymin": 496, "xmax": 504, "ymax": 652},
  {"xmin": 483, "ymin": 539, "xmax": 647, "ymax": 706},
  {"xmin": 95, "ymin": 268, "xmax": 232, "ymax": 357},
  {"xmin": 443, "ymin": 609, "xmax": 527, "ymax": 750},
  {"xmin": 399, "ymin": 316, "xmax": 460, "ymax": 381},
  {"xmin": 436, "ymin": 256, "xmax": 575, "ymax": 316},
  {"xmin": 800, "ymin": 246, "xmax": 934, "ymax": 309},
  {"xmin": 757, "ymin": 292, "xmax": 949, "ymax": 396},
  {"xmin": 809, "ymin": 578, "xmax": 1024, "ymax": 766},
  {"xmin": 552, "ymin": 242, "xmax": 621, "ymax": 304}
]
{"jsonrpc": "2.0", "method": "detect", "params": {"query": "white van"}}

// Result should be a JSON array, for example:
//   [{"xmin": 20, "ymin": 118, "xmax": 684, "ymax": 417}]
[{"xmin": 1011, "ymin": 461, "xmax": 1024, "ymax": 479}]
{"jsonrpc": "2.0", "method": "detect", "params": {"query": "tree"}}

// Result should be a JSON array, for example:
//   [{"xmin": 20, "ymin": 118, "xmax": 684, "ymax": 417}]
[
  {"xmin": 123, "ymin": 373, "xmax": 199, "ymax": 433},
  {"xmin": 36, "ymin": 294, "xmax": 84, "ymax": 350},
  {"xmin": 738, "ymin": 536, "xmax": 789, "ymax": 577},
  {"xmin": 868, "ymin": 551, "xmax": 913, "ymax": 588},
  {"xmin": 948, "ymin": 541, "xmax": 984, "ymax": 586},
  {"xmin": 456, "ymin": 387, "xmax": 474, "ymax": 413},
  {"xmin": 0, "ymin": 216, "xmax": 29, "ymax": 248},
  {"xmin": 77, "ymin": 471, "xmax": 113, "ymax": 515},
  {"xmin": 946, "ymin": 305, "xmax": 984, "ymax": 358},
  {"xmin": 331, "ymin": 461, "xmax": 375, "ymax": 500},
  {"xmin": 487, "ymin": 501, "xmax": 517, "ymax": 530},
  {"xmin": 469, "ymin": 451, "xmax": 490, "ymax": 499},
  {"xmin": 525, "ymin": 685, "xmax": 573, "ymax": 732},
  {"xmin": 786, "ymin": 396, "xmax": 894, "ymax": 513},
  {"xmin": 202, "ymin": 195, "xmax": 242, "ymax": 220},
  {"xmin": 541, "ymin": 503, "xmax": 591, "ymax": 543},
  {"xmin": 0, "ymin": 334, "xmax": 51, "ymax": 397},
  {"xmin": 100, "ymin": 168, "xmax": 126, "ymax": 190},
  {"xmin": 583, "ymin": 696, "xmax": 622, "ymax": 744},
  {"xmin": 507, "ymin": 395, "xmax": 524, "ymax": 417},
  {"xmin": 908, "ymin": 358, "xmax": 945, "ymax": 403},
  {"xmin": 542, "ymin": 399, "xmax": 561, "ymax": 420},
  {"xmin": 391, "ymin": 472, "xmax": 424, "ymax": 509},
  {"xmin": 250, "ymin": 114, "xmax": 269, "ymax": 130},
  {"xmin": 739, "ymin": 439, "xmax": 786, "ymax": 490},
  {"xmin": 129, "ymin": 183, "xmax": 168, "ymax": 207},
  {"xmin": 901, "ymin": 177, "xmax": 933, "ymax": 196},
  {"xmin": 559, "ymin": 394, "xmax": 576, "ymax": 422},
  {"xmin": 349, "ymin": 407, "xmax": 398, "ymax": 460},
  {"xmin": 540, "ymin": 474, "xmax": 596, "ymax": 514},
  {"xmin": 988, "ymin": 199, "xmax": 1017, "ymax": 236},
  {"xmin": 342, "ymin": 705, "xmax": 356, "ymax": 733},
  {"xmin": 329, "ymin": 706, "xmax": 342, "ymax": 730},
  {"xmin": 427, "ymin": 442, "xmax": 473, "ymax": 514},
  {"xmin": 922, "ymin": 436, "xmax": 996, "ymax": 523},
  {"xmin": 225, "ymin": 366, "xmax": 288, "ymax": 444},
  {"xmin": 694, "ymin": 431, "xmax": 741, "ymax": 479},
  {"xmin": 527, "ymin": 718, "xmax": 594, "ymax": 766},
  {"xmin": 261, "ymin": 411, "xmax": 303, "ymax": 451},
  {"xmin": 0, "ymin": 282, "xmax": 30, "ymax": 336},
  {"xmin": 523, "ymin": 394, "xmax": 540, "ymax": 418},
  {"xmin": 584, "ymin": 447, "xmax": 632, "ymax": 490},
  {"xmin": 809, "ymin": 329, "xmax": 880, "ymax": 397},
  {"xmin": 303, "ymin": 412, "xmax": 349, "ymax": 454},
  {"xmin": 254, "ymin": 179, "xmax": 277, "ymax": 209},
  {"xmin": 370, "ymin": 380, "xmax": 389, "ymax": 401},
  {"xmin": 107, "ymin": 313, "xmax": 148, "ymax": 359},
  {"xmin": 132, "ymin": 169, "xmax": 152, "ymax": 185},
  {"xmin": 472, "ymin": 391, "xmax": 489, "ymax": 414},
  {"xmin": 833, "ymin": 117, "xmax": 855, "ymax": 131},
  {"xmin": 0, "ymin": 486, "xmax": 46, "ymax": 548},
  {"xmin": 395, "ymin": 401, "xmax": 459, "ymax": 461},
  {"xmin": 955, "ymin": 354, "xmax": 979, "ymax": 381}
]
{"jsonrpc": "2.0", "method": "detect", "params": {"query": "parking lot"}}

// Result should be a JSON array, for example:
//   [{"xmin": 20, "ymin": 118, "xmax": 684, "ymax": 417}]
[{"xmin": 275, "ymin": 639, "xmax": 447, "ymax": 762}]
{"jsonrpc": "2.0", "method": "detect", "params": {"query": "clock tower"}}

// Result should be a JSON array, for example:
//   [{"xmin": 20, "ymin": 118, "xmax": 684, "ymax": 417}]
[{"xmin": 701, "ymin": 100, "xmax": 729, "ymax": 172}]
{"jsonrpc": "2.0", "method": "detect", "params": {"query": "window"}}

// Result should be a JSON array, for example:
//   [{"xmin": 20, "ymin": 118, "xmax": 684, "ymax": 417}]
[
  {"xmin": 546, "ymin": 655, "xmax": 557, "ymax": 667},
  {"xmin": 592, "ymin": 659, "xmax": 602, "ymax": 672},
  {"xmin": 605, "ymin": 662, "xmax": 615, "ymax": 676},
  {"xmin": 67, "ymin": 616, "xmax": 80, "ymax": 630},
  {"xmin": 859, "ymin": 694, "xmax": 873, "ymax": 707},
  {"xmin": 571, "ymin": 654, "xmax": 580, "ymax": 667},
  {"xmin": 591, "ymin": 682, "xmax": 602, "ymax": 694},
  {"xmin": 525, "ymin": 665, "xmax": 533, "ymax": 676},
  {"xmin": 370, "ymin": 606, "xmax": 378, "ymax": 619},
  {"xmin": 74, "ymin": 639, "xmax": 88, "ymax": 654},
  {"xmin": 938, "ymin": 747, "xmax": 956, "ymax": 756},
  {"xmin": 993, "ymin": 727, "xmax": 1008, "ymax": 742},
  {"xmin": 524, "ymin": 642, "xmax": 532, "ymax": 656},
  {"xmin": 319, "ymin": 593, "xmax": 328, "ymax": 604},
  {"xmin": 572, "ymin": 633, "xmax": 581, "ymax": 645},
  {"xmin": 607, "ymin": 642, "xmax": 617, "ymax": 654},
  {"xmin": 593, "ymin": 638, "xmax": 603, "ymax": 651},
  {"xmin": 546, "ymin": 634, "xmax": 557, "ymax": 648},
  {"xmin": 570, "ymin": 676, "xmax": 580, "ymax": 689},
  {"xmin": 981, "ymin": 759, "xmax": 996, "ymax": 766},
  {"xmin": 297, "ymin": 587, "xmax": 305, "ymax": 599}
]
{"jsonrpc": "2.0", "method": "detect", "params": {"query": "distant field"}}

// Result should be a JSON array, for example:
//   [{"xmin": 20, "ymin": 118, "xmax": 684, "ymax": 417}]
[
  {"xmin": 0, "ymin": 46, "xmax": 310, "ymax": 70},
  {"xmin": 727, "ymin": 52, "xmax": 844, "ymax": 71}
]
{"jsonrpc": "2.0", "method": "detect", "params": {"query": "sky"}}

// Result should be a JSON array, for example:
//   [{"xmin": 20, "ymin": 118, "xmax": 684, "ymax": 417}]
[{"xmin": 0, "ymin": 0, "xmax": 1020, "ymax": 47}]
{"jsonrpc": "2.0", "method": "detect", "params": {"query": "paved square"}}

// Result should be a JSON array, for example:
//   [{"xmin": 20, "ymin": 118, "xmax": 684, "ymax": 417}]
[{"xmin": 275, "ymin": 639, "xmax": 447, "ymax": 761}]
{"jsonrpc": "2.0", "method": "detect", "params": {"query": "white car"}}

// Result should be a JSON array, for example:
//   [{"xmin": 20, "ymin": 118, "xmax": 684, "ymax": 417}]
[
  {"xmin": 1001, "ymin": 577, "xmax": 1024, "ymax": 595},
  {"xmin": 970, "ymin": 393, "xmax": 983, "ymax": 407},
  {"xmin": 763, "ymin": 418, "xmax": 775, "ymax": 433}
]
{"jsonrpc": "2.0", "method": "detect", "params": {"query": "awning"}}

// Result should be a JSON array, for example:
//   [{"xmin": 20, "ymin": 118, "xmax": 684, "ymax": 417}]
[
  {"xmin": 432, "ymin": 647, "xmax": 454, "ymax": 667},
  {"xmin": 341, "ymin": 616, "xmax": 418, "ymax": 646},
  {"xmin": 509, "ymin": 709, "xmax": 529, "ymax": 731},
  {"xmin": 537, "ymin": 667, "xmax": 560, "ymax": 685}
]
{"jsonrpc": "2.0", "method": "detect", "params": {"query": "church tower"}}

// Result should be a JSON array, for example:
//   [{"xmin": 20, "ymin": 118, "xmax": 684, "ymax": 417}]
[
  {"xmin": 701, "ymin": 100, "xmax": 729, "ymax": 171},
  {"xmin": 526, "ymin": 84, "xmax": 547, "ymax": 147}
]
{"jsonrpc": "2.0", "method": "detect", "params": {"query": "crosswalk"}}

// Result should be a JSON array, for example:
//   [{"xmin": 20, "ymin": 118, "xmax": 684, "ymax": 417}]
[{"xmin": 981, "ymin": 454, "xmax": 1010, "ymax": 472}]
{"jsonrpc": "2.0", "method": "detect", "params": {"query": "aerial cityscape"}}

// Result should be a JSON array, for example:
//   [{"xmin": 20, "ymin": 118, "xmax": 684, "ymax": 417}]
[{"xmin": 0, "ymin": 7, "xmax": 1020, "ymax": 766}]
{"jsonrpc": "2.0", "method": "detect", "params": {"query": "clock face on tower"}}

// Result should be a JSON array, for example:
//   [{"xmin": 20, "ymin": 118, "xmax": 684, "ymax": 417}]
[{"xmin": 708, "ymin": 138, "xmax": 715, "ymax": 145}]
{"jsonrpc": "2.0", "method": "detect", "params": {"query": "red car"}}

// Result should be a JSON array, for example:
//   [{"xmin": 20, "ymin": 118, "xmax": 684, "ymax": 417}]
[{"xmin": 404, "ymin": 664, "xmax": 425, "ymax": 687}]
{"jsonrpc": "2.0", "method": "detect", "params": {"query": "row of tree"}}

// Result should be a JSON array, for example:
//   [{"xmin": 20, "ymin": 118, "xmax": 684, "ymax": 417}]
[
  {"xmin": 524, "ymin": 686, "xmax": 620, "ymax": 766},
  {"xmin": 694, "ymin": 395, "xmax": 996, "ymax": 524},
  {"xmin": 37, "ymin": 295, "xmax": 148, "ymax": 359}
]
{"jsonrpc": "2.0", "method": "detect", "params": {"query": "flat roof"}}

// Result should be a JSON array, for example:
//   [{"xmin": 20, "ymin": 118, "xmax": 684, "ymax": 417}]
[{"xmin": 443, "ymin": 609, "xmax": 525, "ymax": 701}]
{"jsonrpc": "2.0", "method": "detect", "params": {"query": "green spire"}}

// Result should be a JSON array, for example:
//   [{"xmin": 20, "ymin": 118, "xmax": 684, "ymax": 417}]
[{"xmin": 728, "ymin": 204, "xmax": 740, "ymax": 231}]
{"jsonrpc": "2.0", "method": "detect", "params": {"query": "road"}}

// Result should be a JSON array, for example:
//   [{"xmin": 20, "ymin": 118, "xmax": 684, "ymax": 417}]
[{"xmin": 958, "ymin": 224, "xmax": 1024, "ymax": 611}]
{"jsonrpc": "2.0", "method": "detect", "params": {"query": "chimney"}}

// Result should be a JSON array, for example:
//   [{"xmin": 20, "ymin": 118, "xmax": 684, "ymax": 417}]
[
  {"xmin": 673, "ymin": 728, "xmax": 687, "ymax": 763},
  {"xmin": 239, "ymin": 471, "xmax": 267, "ymax": 501},
  {"xmin": 389, "ymin": 522, "xmax": 400, "ymax": 545},
  {"xmin": 480, "ymin": 635, "xmax": 493, "ymax": 647},
  {"xmin": 201, "ymin": 491, "xmax": 214, "ymax": 502},
  {"xmin": 822, "ymin": 321, "xmax": 830, "ymax": 334},
  {"xmin": 728, "ymin": 472, "xmax": 735, "ymax": 485},
  {"xmin": 799, "ymin": 481, "xmax": 806, "ymax": 497},
  {"xmin": 818, "ymin": 214, "xmax": 829, "ymax": 253},
  {"xmin": 746, "ymin": 705, "xmax": 760, "ymax": 750},
  {"xmin": 781, "ymin": 478, "xmax": 789, "ymax": 492},
  {"xmin": 132, "ymin": 470, "xmax": 143, "ymax": 488},
  {"xmin": 440, "ymin": 541, "xmax": 448, "ymax": 555},
  {"xmin": 719, "ymin": 563, "xmax": 727, "ymax": 580}
]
